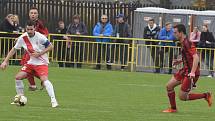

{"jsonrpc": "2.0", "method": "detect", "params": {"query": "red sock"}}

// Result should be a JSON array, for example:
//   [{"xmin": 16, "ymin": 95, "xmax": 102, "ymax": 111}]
[
  {"xmin": 27, "ymin": 74, "xmax": 36, "ymax": 86},
  {"xmin": 168, "ymin": 91, "xmax": 176, "ymax": 109},
  {"xmin": 188, "ymin": 93, "xmax": 206, "ymax": 100}
]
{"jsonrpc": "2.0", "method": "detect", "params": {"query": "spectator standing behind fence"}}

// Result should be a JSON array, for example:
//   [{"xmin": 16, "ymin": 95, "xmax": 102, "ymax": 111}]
[
  {"xmin": 0, "ymin": 14, "xmax": 21, "ymax": 65},
  {"xmin": 189, "ymin": 26, "xmax": 201, "ymax": 47},
  {"xmin": 198, "ymin": 24, "xmax": 215, "ymax": 77},
  {"xmin": 13, "ymin": 14, "xmax": 24, "ymax": 33},
  {"xmin": 143, "ymin": 19, "xmax": 160, "ymax": 73},
  {"xmin": 158, "ymin": 22, "xmax": 176, "ymax": 74},
  {"xmin": 54, "ymin": 20, "xmax": 67, "ymax": 67},
  {"xmin": 64, "ymin": 15, "xmax": 87, "ymax": 68},
  {"xmin": 93, "ymin": 14, "xmax": 113, "ymax": 70},
  {"xmin": 0, "ymin": 14, "xmax": 17, "ymax": 32},
  {"xmin": 112, "ymin": 14, "xmax": 132, "ymax": 70},
  {"xmin": 0, "ymin": 14, "xmax": 16, "ymax": 56}
]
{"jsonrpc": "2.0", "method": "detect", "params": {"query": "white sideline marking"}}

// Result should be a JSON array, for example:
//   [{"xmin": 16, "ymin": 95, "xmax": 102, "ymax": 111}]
[{"xmin": 119, "ymin": 83, "xmax": 162, "ymax": 88}]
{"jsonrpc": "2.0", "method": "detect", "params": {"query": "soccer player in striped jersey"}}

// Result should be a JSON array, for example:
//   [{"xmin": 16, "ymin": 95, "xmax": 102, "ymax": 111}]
[
  {"xmin": 0, "ymin": 20, "xmax": 58, "ymax": 108},
  {"xmin": 162, "ymin": 24, "xmax": 212, "ymax": 113},
  {"xmin": 21, "ymin": 7, "xmax": 49, "ymax": 91}
]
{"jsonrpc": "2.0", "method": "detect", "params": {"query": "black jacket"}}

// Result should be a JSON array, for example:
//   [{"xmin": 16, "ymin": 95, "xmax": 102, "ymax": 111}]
[
  {"xmin": 66, "ymin": 22, "xmax": 87, "ymax": 35},
  {"xmin": 113, "ymin": 22, "xmax": 132, "ymax": 43},
  {"xmin": 0, "ymin": 19, "xmax": 17, "ymax": 32},
  {"xmin": 199, "ymin": 32, "xmax": 215, "ymax": 48},
  {"xmin": 143, "ymin": 24, "xmax": 160, "ymax": 45}
]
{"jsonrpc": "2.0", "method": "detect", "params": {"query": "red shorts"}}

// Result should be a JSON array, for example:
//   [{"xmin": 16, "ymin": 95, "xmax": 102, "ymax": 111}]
[
  {"xmin": 174, "ymin": 68, "xmax": 199, "ymax": 92},
  {"xmin": 20, "ymin": 52, "xmax": 30, "ymax": 66},
  {"xmin": 21, "ymin": 64, "xmax": 48, "ymax": 77}
]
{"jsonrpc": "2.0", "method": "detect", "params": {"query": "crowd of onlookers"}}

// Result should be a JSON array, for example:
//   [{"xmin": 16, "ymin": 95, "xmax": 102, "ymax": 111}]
[
  {"xmin": 0, "ymin": 7, "xmax": 215, "ymax": 77},
  {"xmin": 144, "ymin": 19, "xmax": 215, "ymax": 77}
]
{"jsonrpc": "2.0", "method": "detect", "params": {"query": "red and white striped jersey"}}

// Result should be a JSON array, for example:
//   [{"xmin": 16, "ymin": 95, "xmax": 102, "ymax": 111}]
[{"xmin": 14, "ymin": 31, "xmax": 50, "ymax": 65}]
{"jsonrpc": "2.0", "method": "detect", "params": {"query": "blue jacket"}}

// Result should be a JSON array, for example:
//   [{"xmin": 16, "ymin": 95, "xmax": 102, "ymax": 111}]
[
  {"xmin": 158, "ymin": 27, "xmax": 176, "ymax": 46},
  {"xmin": 93, "ymin": 22, "xmax": 113, "ymax": 42}
]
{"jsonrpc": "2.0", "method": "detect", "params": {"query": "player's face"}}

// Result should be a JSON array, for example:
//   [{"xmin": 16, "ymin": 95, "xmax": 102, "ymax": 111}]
[
  {"xmin": 26, "ymin": 25, "xmax": 35, "ymax": 37},
  {"xmin": 174, "ymin": 28, "xmax": 180, "ymax": 39},
  {"xmin": 29, "ymin": 9, "xmax": 38, "ymax": 21}
]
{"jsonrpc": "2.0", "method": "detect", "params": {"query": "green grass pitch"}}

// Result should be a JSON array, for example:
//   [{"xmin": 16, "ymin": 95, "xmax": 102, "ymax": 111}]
[{"xmin": 0, "ymin": 66, "xmax": 215, "ymax": 121}]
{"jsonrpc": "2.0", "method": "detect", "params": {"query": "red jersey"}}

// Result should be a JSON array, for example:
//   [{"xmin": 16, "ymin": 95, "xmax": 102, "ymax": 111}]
[
  {"xmin": 181, "ymin": 38, "xmax": 200, "ymax": 75},
  {"xmin": 35, "ymin": 19, "xmax": 49, "ymax": 37}
]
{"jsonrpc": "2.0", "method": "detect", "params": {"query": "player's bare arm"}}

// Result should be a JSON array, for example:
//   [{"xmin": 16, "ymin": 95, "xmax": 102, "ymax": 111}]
[
  {"xmin": 31, "ymin": 43, "xmax": 53, "ymax": 58},
  {"xmin": 0, "ymin": 47, "xmax": 16, "ymax": 70},
  {"xmin": 190, "ymin": 53, "xmax": 199, "ymax": 78}
]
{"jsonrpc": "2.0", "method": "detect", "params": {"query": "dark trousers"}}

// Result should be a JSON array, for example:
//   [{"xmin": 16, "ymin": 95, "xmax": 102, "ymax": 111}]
[
  {"xmin": 119, "ymin": 44, "xmax": 128, "ymax": 69},
  {"xmin": 149, "ymin": 46, "xmax": 160, "ymax": 72},
  {"xmin": 156, "ymin": 47, "xmax": 175, "ymax": 73},
  {"xmin": 56, "ymin": 41, "xmax": 67, "ymax": 67},
  {"xmin": 205, "ymin": 49, "xmax": 214, "ymax": 74},
  {"xmin": 96, "ymin": 43, "xmax": 111, "ymax": 70},
  {"xmin": 66, "ymin": 42, "xmax": 83, "ymax": 68}
]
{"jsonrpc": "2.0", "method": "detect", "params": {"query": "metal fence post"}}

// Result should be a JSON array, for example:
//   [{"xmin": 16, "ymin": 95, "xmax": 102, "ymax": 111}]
[{"xmin": 130, "ymin": 39, "xmax": 136, "ymax": 72}]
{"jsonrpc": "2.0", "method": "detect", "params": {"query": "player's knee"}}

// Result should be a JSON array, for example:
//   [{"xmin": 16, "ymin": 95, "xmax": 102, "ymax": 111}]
[
  {"xmin": 179, "ymin": 94, "xmax": 187, "ymax": 101},
  {"xmin": 15, "ymin": 75, "xmax": 23, "ymax": 80},
  {"xmin": 166, "ymin": 84, "xmax": 173, "ymax": 91},
  {"xmin": 40, "ymin": 76, "xmax": 48, "ymax": 82}
]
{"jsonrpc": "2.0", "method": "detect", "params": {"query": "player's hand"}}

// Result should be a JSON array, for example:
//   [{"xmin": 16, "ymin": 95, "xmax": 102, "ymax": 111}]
[
  {"xmin": 0, "ymin": 61, "xmax": 8, "ymax": 70},
  {"xmin": 188, "ymin": 72, "xmax": 195, "ymax": 79},
  {"xmin": 31, "ymin": 51, "xmax": 41, "ymax": 58}
]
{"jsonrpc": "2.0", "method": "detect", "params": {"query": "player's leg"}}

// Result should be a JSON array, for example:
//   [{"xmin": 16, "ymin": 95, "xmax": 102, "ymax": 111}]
[
  {"xmin": 15, "ymin": 71, "xmax": 28, "ymax": 95},
  {"xmin": 162, "ymin": 76, "xmax": 181, "ymax": 113},
  {"xmin": 35, "ymin": 65, "xmax": 58, "ymax": 107},
  {"xmin": 10, "ymin": 71, "xmax": 28, "ymax": 105},
  {"xmin": 20, "ymin": 52, "xmax": 37, "ymax": 91},
  {"xmin": 27, "ymin": 74, "xmax": 37, "ymax": 91},
  {"xmin": 179, "ymin": 76, "xmax": 212, "ymax": 107}
]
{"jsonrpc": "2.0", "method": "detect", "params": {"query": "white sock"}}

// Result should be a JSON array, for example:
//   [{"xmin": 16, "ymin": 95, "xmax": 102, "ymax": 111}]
[
  {"xmin": 15, "ymin": 80, "xmax": 24, "ymax": 95},
  {"xmin": 43, "ymin": 80, "xmax": 56, "ymax": 102}
]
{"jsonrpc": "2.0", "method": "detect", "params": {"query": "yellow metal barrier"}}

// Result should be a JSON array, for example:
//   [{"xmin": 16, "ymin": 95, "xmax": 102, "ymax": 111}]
[
  {"xmin": 0, "ymin": 32, "xmax": 215, "ymax": 73},
  {"xmin": 0, "ymin": 36, "xmax": 23, "ymax": 61}
]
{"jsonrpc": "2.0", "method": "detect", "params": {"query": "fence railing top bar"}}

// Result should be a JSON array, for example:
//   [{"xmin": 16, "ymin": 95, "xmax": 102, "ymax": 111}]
[
  {"xmin": 0, "ymin": 31, "xmax": 177, "ymax": 43},
  {"xmin": 49, "ymin": 33, "xmax": 175, "ymax": 43}
]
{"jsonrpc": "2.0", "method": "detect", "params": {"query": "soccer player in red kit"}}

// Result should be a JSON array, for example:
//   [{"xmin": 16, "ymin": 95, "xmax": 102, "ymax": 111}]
[
  {"xmin": 162, "ymin": 24, "xmax": 212, "ymax": 113},
  {"xmin": 21, "ymin": 7, "xmax": 49, "ymax": 91}
]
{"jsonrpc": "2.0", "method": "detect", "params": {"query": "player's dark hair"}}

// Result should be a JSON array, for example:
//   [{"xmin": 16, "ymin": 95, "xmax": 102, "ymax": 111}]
[
  {"xmin": 26, "ymin": 20, "xmax": 36, "ymax": 27},
  {"xmin": 174, "ymin": 24, "xmax": 186, "ymax": 35},
  {"xmin": 30, "ymin": 7, "xmax": 38, "ymax": 11}
]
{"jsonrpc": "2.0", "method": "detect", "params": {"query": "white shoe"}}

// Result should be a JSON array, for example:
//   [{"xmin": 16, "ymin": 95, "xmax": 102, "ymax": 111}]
[
  {"xmin": 207, "ymin": 75, "xmax": 213, "ymax": 78},
  {"xmin": 51, "ymin": 101, "xmax": 59, "ymax": 108},
  {"xmin": 11, "ymin": 102, "xmax": 17, "ymax": 105}
]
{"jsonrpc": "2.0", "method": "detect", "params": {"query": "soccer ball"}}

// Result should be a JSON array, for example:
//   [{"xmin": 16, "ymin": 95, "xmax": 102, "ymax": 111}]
[{"xmin": 14, "ymin": 95, "xmax": 27, "ymax": 106}]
